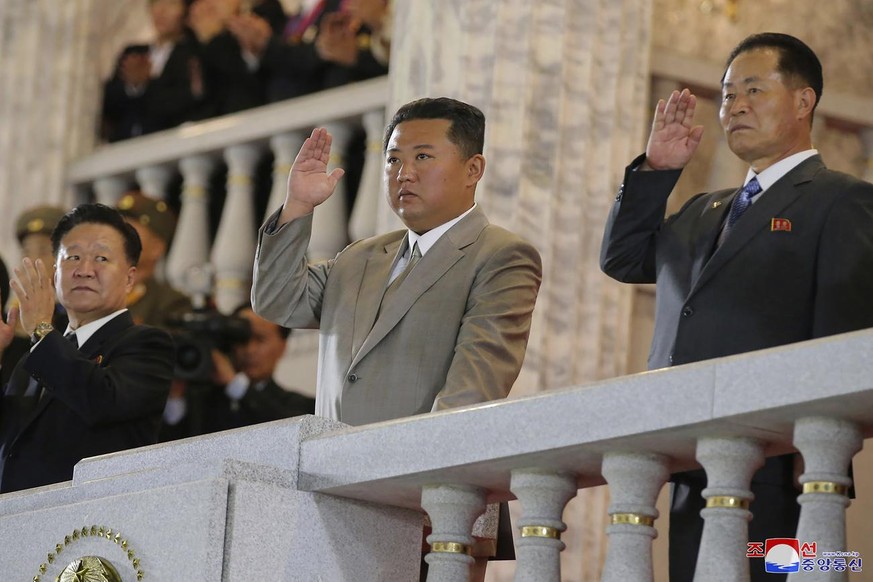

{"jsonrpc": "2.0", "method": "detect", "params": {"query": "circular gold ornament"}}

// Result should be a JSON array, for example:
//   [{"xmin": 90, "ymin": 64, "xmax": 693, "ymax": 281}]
[{"xmin": 56, "ymin": 556, "xmax": 122, "ymax": 582}]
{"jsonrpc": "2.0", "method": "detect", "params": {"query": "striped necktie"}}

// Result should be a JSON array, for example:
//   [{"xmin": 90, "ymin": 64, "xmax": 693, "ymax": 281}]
[{"xmin": 727, "ymin": 177, "xmax": 762, "ymax": 229}]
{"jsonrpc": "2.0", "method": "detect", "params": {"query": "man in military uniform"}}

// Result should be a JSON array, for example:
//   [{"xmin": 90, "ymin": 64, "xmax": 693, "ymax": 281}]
[{"xmin": 115, "ymin": 191, "xmax": 192, "ymax": 328}]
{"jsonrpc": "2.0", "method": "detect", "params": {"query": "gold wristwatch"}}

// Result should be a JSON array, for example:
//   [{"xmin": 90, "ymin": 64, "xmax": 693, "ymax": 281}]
[{"xmin": 31, "ymin": 321, "xmax": 54, "ymax": 343}]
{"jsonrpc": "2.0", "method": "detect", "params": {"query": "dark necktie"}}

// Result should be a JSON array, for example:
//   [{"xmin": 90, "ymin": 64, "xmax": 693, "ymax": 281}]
[
  {"xmin": 65, "ymin": 331, "xmax": 78, "ymax": 349},
  {"xmin": 727, "ymin": 177, "xmax": 762, "ymax": 229}
]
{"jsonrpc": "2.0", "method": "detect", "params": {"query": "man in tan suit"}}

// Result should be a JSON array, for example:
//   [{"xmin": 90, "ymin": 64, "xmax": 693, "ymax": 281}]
[
  {"xmin": 253, "ymin": 98, "xmax": 541, "ymax": 575},
  {"xmin": 252, "ymin": 97, "xmax": 542, "ymax": 426}
]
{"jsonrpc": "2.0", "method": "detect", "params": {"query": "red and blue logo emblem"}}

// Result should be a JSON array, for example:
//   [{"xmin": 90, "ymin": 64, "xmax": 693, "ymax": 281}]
[{"xmin": 765, "ymin": 538, "xmax": 800, "ymax": 573}]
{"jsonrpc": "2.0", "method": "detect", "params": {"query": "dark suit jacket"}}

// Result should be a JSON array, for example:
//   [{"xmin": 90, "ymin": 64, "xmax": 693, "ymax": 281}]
[
  {"xmin": 159, "ymin": 377, "xmax": 314, "ymax": 441},
  {"xmin": 102, "ymin": 38, "xmax": 204, "ymax": 142},
  {"xmin": 201, "ymin": 377, "xmax": 314, "ymax": 433},
  {"xmin": 253, "ymin": 206, "xmax": 542, "ymax": 426},
  {"xmin": 0, "ymin": 311, "xmax": 174, "ymax": 493}
]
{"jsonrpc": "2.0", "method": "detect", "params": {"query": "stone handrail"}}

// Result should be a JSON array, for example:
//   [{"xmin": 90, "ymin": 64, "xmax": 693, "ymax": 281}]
[
  {"xmin": 67, "ymin": 76, "xmax": 390, "ymax": 185},
  {"xmin": 13, "ymin": 327, "xmax": 863, "ymax": 581}
]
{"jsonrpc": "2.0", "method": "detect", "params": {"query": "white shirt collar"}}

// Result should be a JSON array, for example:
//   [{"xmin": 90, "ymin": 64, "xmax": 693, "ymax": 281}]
[
  {"xmin": 407, "ymin": 203, "xmax": 477, "ymax": 256},
  {"xmin": 744, "ymin": 149, "xmax": 818, "ymax": 197},
  {"xmin": 64, "ymin": 309, "xmax": 128, "ymax": 348},
  {"xmin": 149, "ymin": 42, "xmax": 174, "ymax": 78}
]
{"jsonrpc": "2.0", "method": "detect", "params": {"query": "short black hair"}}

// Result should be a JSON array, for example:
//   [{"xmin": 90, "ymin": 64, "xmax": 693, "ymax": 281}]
[
  {"xmin": 724, "ymin": 33, "xmax": 823, "ymax": 116},
  {"xmin": 51, "ymin": 203, "xmax": 142, "ymax": 266},
  {"xmin": 384, "ymin": 97, "xmax": 486, "ymax": 159}
]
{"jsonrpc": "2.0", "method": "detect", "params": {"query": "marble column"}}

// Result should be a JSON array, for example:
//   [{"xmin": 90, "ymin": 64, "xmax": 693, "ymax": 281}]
[
  {"xmin": 310, "ymin": 121, "xmax": 353, "ymax": 261},
  {"xmin": 348, "ymin": 109, "xmax": 386, "ymax": 241},
  {"xmin": 0, "ymin": 0, "xmax": 158, "ymax": 260},
  {"xmin": 601, "ymin": 452, "xmax": 670, "ymax": 582},
  {"xmin": 421, "ymin": 484, "xmax": 486, "ymax": 582},
  {"xmin": 211, "ymin": 143, "xmax": 261, "ymax": 313},
  {"xmin": 510, "ymin": 469, "xmax": 577, "ymax": 582},
  {"xmin": 167, "ymin": 155, "xmax": 215, "ymax": 298},
  {"xmin": 693, "ymin": 437, "xmax": 764, "ymax": 582},
  {"xmin": 92, "ymin": 175, "xmax": 133, "ymax": 206},
  {"xmin": 266, "ymin": 131, "xmax": 307, "ymax": 221},
  {"xmin": 788, "ymin": 417, "xmax": 862, "ymax": 582},
  {"xmin": 135, "ymin": 164, "xmax": 176, "ymax": 201}
]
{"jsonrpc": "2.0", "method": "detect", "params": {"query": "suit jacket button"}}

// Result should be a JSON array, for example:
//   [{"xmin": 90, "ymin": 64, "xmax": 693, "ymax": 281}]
[
  {"xmin": 681, "ymin": 306, "xmax": 694, "ymax": 317},
  {"xmin": 347, "ymin": 373, "xmax": 358, "ymax": 383}
]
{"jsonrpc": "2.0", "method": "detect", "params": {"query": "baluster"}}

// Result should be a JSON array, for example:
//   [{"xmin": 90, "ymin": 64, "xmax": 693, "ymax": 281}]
[
  {"xmin": 787, "ymin": 417, "xmax": 861, "ymax": 582},
  {"xmin": 601, "ymin": 452, "xmax": 669, "ymax": 582},
  {"xmin": 135, "ymin": 164, "xmax": 175, "ymax": 200},
  {"xmin": 166, "ymin": 155, "xmax": 215, "ymax": 294},
  {"xmin": 92, "ymin": 175, "xmax": 132, "ymax": 206},
  {"xmin": 310, "ymin": 121, "xmax": 353, "ymax": 260},
  {"xmin": 693, "ymin": 437, "xmax": 764, "ymax": 582},
  {"xmin": 510, "ymin": 469, "xmax": 577, "ymax": 582},
  {"xmin": 266, "ymin": 131, "xmax": 307, "ymax": 222},
  {"xmin": 211, "ymin": 143, "xmax": 261, "ymax": 313},
  {"xmin": 348, "ymin": 109, "xmax": 385, "ymax": 240},
  {"xmin": 421, "ymin": 484, "xmax": 486, "ymax": 582}
]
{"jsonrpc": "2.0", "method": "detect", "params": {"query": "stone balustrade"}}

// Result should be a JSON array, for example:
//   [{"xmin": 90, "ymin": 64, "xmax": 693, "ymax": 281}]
[
  {"xmin": 3, "ymin": 328, "xmax": 868, "ymax": 580},
  {"xmin": 67, "ymin": 76, "xmax": 390, "ymax": 313}
]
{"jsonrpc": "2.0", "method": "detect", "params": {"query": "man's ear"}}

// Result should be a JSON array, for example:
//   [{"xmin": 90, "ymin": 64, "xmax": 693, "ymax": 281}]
[
  {"xmin": 796, "ymin": 86, "xmax": 816, "ymax": 121},
  {"xmin": 127, "ymin": 266, "xmax": 137, "ymax": 290},
  {"xmin": 466, "ymin": 154, "xmax": 486, "ymax": 186}
]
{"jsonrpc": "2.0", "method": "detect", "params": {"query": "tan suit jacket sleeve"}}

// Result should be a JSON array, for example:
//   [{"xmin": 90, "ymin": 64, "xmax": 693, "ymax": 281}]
[
  {"xmin": 251, "ymin": 210, "xmax": 328, "ymax": 329},
  {"xmin": 432, "ymin": 233, "xmax": 541, "ymax": 411}
]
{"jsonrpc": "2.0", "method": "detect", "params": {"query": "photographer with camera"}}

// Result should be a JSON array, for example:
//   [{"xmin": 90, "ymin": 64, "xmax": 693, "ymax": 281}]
[{"xmin": 161, "ymin": 302, "xmax": 314, "ymax": 439}]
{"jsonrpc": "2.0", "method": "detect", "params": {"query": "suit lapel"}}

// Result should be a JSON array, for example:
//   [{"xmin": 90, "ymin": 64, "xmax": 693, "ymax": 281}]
[
  {"xmin": 689, "ymin": 188, "xmax": 735, "ymax": 284},
  {"xmin": 77, "ymin": 311, "xmax": 134, "ymax": 360},
  {"xmin": 351, "ymin": 237, "xmax": 405, "ymax": 356},
  {"xmin": 349, "ymin": 207, "xmax": 489, "ymax": 370},
  {"xmin": 691, "ymin": 156, "xmax": 822, "ymax": 296}
]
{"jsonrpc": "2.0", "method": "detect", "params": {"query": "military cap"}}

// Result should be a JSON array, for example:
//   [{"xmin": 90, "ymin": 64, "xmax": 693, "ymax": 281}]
[
  {"xmin": 116, "ymin": 191, "xmax": 177, "ymax": 245},
  {"xmin": 15, "ymin": 205, "xmax": 67, "ymax": 244}
]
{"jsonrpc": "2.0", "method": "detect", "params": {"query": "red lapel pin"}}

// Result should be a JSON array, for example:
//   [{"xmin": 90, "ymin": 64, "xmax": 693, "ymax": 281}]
[{"xmin": 771, "ymin": 218, "xmax": 792, "ymax": 232}]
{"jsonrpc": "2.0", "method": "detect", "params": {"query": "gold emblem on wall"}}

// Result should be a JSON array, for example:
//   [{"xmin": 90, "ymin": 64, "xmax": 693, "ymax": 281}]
[
  {"xmin": 32, "ymin": 525, "xmax": 146, "ymax": 582},
  {"xmin": 56, "ymin": 556, "xmax": 122, "ymax": 582}
]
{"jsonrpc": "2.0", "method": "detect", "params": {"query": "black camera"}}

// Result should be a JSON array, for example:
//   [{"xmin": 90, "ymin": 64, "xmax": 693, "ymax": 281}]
[{"xmin": 169, "ymin": 310, "xmax": 251, "ymax": 381}]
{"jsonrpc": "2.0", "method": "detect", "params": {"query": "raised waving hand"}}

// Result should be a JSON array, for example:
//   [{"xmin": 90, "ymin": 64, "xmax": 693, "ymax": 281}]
[{"xmin": 643, "ymin": 88, "xmax": 704, "ymax": 171}]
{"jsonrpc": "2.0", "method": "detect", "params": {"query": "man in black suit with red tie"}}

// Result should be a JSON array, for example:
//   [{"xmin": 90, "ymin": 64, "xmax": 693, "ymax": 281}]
[
  {"xmin": 600, "ymin": 33, "xmax": 873, "ymax": 582},
  {"xmin": 0, "ymin": 204, "xmax": 175, "ymax": 494}
]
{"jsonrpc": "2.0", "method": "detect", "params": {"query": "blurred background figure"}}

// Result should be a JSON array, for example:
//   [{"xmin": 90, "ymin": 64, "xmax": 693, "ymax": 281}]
[
  {"xmin": 227, "ymin": 0, "xmax": 389, "ymax": 103},
  {"xmin": 1, "ymin": 206, "xmax": 70, "ymax": 385},
  {"xmin": 115, "ymin": 191, "xmax": 192, "ymax": 328},
  {"xmin": 187, "ymin": 0, "xmax": 286, "ymax": 115},
  {"xmin": 161, "ymin": 303, "xmax": 314, "ymax": 440},
  {"xmin": 101, "ymin": 0, "xmax": 205, "ymax": 142}
]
